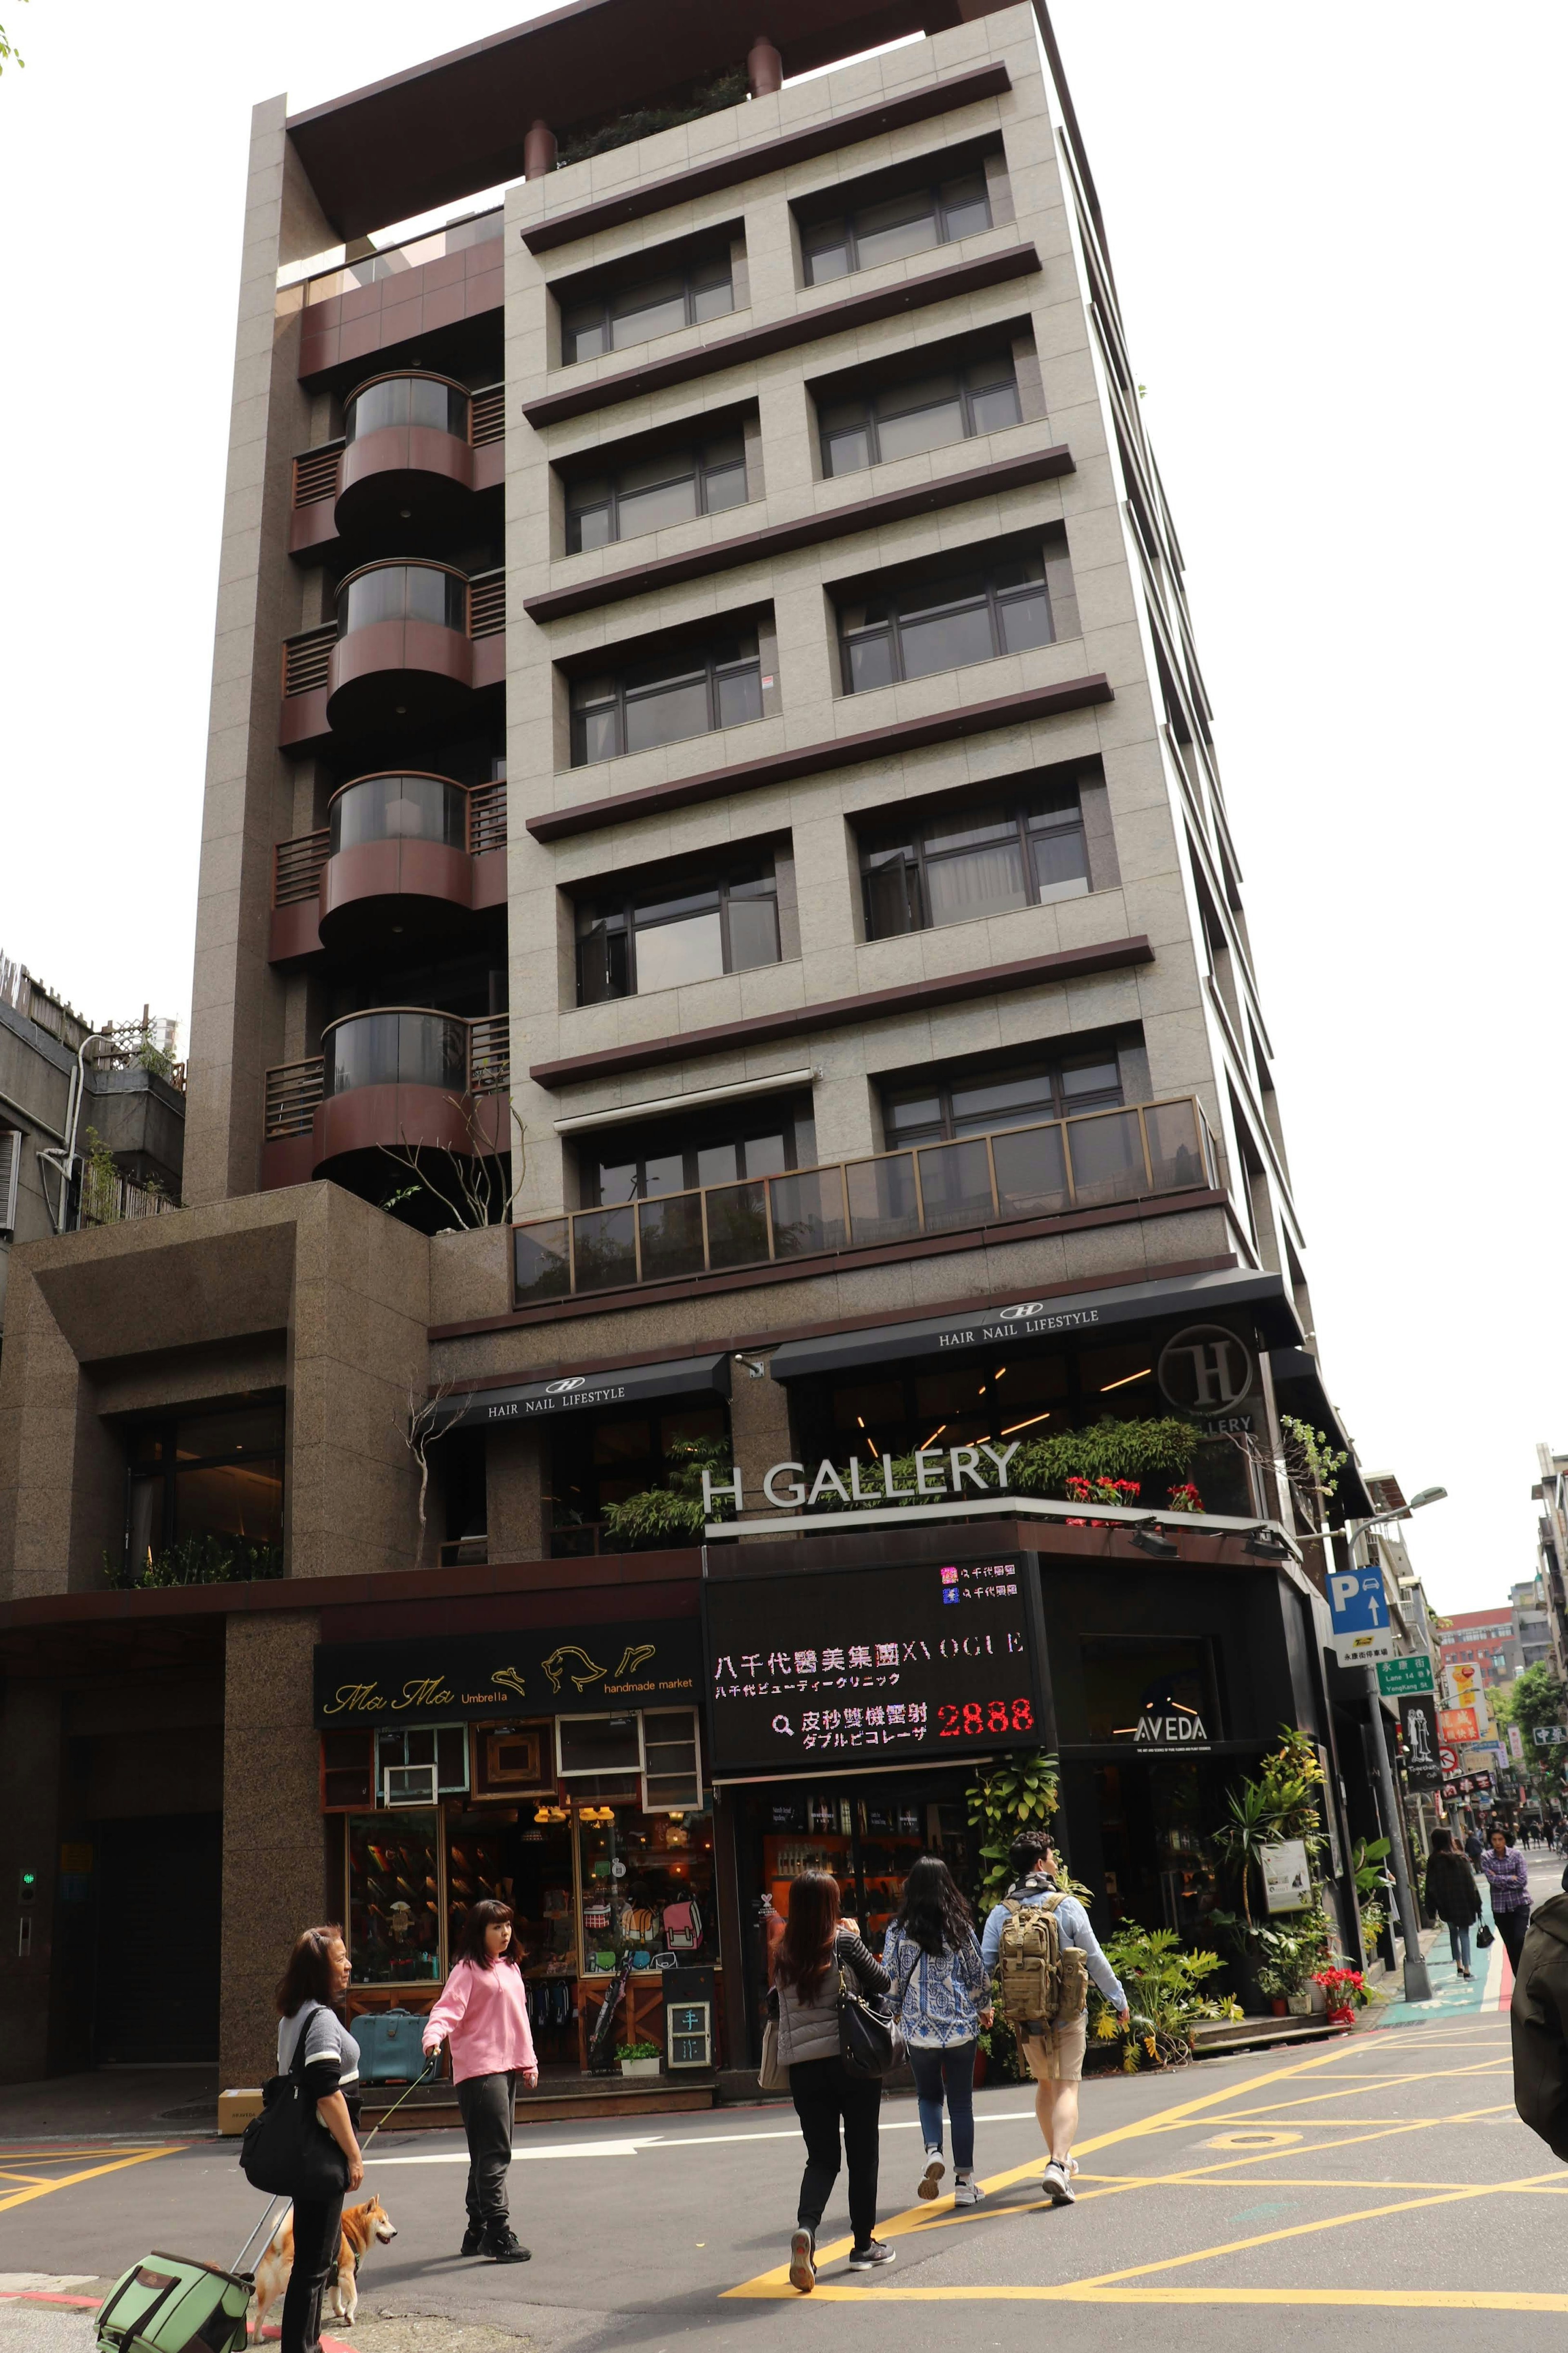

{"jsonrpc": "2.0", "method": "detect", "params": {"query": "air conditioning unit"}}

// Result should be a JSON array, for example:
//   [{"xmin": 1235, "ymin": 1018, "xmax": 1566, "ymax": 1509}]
[{"xmin": 383, "ymin": 1763, "xmax": 439, "ymax": 1807}]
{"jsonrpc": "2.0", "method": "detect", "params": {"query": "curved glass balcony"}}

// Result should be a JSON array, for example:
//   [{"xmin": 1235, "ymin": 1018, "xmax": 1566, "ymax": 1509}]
[
  {"xmin": 327, "ymin": 773, "xmax": 468, "ymax": 856},
  {"xmin": 336, "ymin": 562, "xmax": 468, "ymax": 638},
  {"xmin": 344, "ymin": 372, "xmax": 468, "ymax": 444},
  {"xmin": 323, "ymin": 1008, "xmax": 470, "ymax": 1097}
]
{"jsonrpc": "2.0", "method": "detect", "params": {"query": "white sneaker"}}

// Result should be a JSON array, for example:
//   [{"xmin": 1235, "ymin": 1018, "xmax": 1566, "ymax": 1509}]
[
  {"xmin": 953, "ymin": 2174, "xmax": 984, "ymax": 2207},
  {"xmin": 1042, "ymin": 2160, "xmax": 1076, "ymax": 2205},
  {"xmin": 918, "ymin": 2152, "xmax": 945, "ymax": 2200},
  {"xmin": 788, "ymin": 2229, "xmax": 815, "ymax": 2294}
]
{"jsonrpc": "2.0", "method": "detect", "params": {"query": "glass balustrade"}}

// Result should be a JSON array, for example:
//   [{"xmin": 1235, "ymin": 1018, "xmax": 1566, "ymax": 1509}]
[
  {"xmin": 512, "ymin": 1097, "xmax": 1217, "ymax": 1305},
  {"xmin": 323, "ymin": 1009, "xmax": 470, "ymax": 1097},
  {"xmin": 344, "ymin": 374, "xmax": 468, "ymax": 444},
  {"xmin": 336, "ymin": 564, "xmax": 468, "ymax": 638},
  {"xmin": 328, "ymin": 774, "xmax": 468, "ymax": 855}
]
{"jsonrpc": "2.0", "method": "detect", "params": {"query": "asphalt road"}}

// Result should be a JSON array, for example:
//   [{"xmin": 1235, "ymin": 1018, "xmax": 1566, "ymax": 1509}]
[{"xmin": 3, "ymin": 1852, "xmax": 1563, "ymax": 2353}]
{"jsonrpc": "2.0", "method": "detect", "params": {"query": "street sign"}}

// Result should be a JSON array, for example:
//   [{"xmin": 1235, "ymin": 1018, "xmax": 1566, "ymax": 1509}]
[
  {"xmin": 1329, "ymin": 1566, "xmax": 1393, "ymax": 1665},
  {"xmin": 1439, "ymin": 1743, "xmax": 1459, "ymax": 1773},
  {"xmin": 1378, "ymin": 1653, "xmax": 1435, "ymax": 1696},
  {"xmin": 1533, "ymin": 1725, "xmax": 1568, "ymax": 1746},
  {"xmin": 1509, "ymin": 1725, "xmax": 1525, "ymax": 1761},
  {"xmin": 1398, "ymin": 1692, "xmax": 1442, "ymax": 1789},
  {"xmin": 1439, "ymin": 1770, "xmax": 1494, "ymax": 1802},
  {"xmin": 1439, "ymin": 1706, "xmax": 1480, "ymax": 1745}
]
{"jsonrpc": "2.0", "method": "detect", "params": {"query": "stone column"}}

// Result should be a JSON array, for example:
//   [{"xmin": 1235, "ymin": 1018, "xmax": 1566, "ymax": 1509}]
[
  {"xmin": 220, "ymin": 1612, "xmax": 324, "ymax": 2088},
  {"xmin": 523, "ymin": 120, "xmax": 557, "ymax": 179},
  {"xmin": 747, "ymin": 35, "xmax": 783, "ymax": 96},
  {"xmin": 487, "ymin": 1425, "xmax": 546, "ymax": 1564},
  {"xmin": 728, "ymin": 1356, "xmax": 794, "ymax": 1509}
]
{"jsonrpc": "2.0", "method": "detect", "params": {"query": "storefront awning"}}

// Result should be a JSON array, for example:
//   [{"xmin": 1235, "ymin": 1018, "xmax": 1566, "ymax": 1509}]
[
  {"xmin": 767, "ymin": 1268, "xmax": 1300, "ymax": 1384},
  {"xmin": 430, "ymin": 1351, "xmax": 731, "ymax": 1433}
]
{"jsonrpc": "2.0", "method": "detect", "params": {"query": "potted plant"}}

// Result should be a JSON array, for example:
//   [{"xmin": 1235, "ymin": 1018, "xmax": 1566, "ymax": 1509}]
[{"xmin": 617, "ymin": 2039, "xmax": 662, "ymax": 2079}]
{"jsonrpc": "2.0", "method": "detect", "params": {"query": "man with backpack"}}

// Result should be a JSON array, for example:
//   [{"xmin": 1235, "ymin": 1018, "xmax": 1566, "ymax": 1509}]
[{"xmin": 979, "ymin": 1830, "xmax": 1129, "ymax": 2206}]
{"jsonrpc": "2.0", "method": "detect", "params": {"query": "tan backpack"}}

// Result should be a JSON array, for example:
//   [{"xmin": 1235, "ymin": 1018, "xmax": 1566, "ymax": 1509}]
[{"xmin": 996, "ymin": 1890, "xmax": 1088, "ymax": 2029}]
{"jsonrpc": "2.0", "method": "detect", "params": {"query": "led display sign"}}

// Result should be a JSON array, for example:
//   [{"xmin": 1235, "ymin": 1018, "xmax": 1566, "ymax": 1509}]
[{"xmin": 702, "ymin": 1554, "xmax": 1045, "ymax": 1774}]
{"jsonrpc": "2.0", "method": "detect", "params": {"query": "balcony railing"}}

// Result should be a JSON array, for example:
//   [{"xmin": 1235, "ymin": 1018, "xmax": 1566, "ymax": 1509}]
[
  {"xmin": 272, "ymin": 778, "xmax": 508, "ymax": 910},
  {"xmin": 295, "ymin": 207, "xmax": 503, "ymax": 306},
  {"xmin": 469, "ymin": 385, "xmax": 504, "ymax": 447},
  {"xmin": 513, "ymin": 1097, "xmax": 1218, "ymax": 1305},
  {"xmin": 264, "ymin": 1057, "xmax": 325, "ymax": 1140},
  {"xmin": 264, "ymin": 1014, "xmax": 510, "ymax": 1140},
  {"xmin": 468, "ymin": 568, "xmax": 505, "ymax": 639}
]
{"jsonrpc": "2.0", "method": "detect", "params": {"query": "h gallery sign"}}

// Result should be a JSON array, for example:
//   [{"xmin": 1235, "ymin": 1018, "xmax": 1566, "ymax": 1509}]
[{"xmin": 702, "ymin": 1442, "xmax": 1023, "ymax": 1515}]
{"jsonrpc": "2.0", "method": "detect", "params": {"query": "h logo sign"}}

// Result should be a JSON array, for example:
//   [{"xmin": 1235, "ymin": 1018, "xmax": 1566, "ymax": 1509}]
[{"xmin": 1157, "ymin": 1324, "xmax": 1254, "ymax": 1414}]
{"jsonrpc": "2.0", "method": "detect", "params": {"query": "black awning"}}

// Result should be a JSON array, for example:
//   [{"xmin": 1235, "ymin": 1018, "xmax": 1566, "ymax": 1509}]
[
  {"xmin": 768, "ymin": 1268, "xmax": 1299, "ymax": 1383},
  {"xmin": 431, "ymin": 1351, "xmax": 731, "ymax": 1433},
  {"xmin": 1267, "ymin": 1348, "xmax": 1374, "ymax": 1521}
]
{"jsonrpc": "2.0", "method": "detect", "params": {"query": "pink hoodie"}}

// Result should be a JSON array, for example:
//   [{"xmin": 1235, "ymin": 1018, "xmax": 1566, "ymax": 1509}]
[{"xmin": 422, "ymin": 1959, "xmax": 538, "ymax": 2085}]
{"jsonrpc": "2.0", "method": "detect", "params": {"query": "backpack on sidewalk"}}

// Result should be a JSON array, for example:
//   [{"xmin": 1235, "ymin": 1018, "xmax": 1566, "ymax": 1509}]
[{"xmin": 996, "ymin": 1889, "xmax": 1088, "ymax": 2029}]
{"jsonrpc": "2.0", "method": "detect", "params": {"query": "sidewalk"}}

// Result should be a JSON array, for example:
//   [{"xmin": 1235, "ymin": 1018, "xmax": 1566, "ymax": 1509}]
[{"xmin": 1371, "ymin": 1842, "xmax": 1564, "ymax": 2030}]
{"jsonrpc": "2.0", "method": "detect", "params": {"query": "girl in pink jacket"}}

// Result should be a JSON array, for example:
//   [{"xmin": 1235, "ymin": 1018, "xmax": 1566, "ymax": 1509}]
[{"xmin": 423, "ymin": 1899, "xmax": 539, "ymax": 2262}]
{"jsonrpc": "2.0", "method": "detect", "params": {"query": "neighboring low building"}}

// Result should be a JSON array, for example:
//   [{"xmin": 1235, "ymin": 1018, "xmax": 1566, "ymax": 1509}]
[{"xmin": 0, "ymin": 958, "xmax": 185, "ymax": 1330}]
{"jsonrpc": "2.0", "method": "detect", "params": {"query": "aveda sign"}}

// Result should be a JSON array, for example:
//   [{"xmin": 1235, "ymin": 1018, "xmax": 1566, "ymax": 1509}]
[{"xmin": 703, "ymin": 1443, "xmax": 1020, "ymax": 1515}]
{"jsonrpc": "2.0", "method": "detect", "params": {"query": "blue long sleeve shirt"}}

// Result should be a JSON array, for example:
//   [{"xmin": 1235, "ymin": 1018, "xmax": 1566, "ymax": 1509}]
[{"xmin": 979, "ymin": 1877, "xmax": 1127, "ymax": 2011}]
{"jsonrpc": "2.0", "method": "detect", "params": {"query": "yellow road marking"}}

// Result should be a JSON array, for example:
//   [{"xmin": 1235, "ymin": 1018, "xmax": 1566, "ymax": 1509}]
[
  {"xmin": 1078, "ymin": 2173, "xmax": 1568, "ymax": 2194},
  {"xmin": 726, "ymin": 2286, "xmax": 1568, "ymax": 2309},
  {"xmin": 0, "ymin": 2145, "xmax": 183, "ymax": 2214}
]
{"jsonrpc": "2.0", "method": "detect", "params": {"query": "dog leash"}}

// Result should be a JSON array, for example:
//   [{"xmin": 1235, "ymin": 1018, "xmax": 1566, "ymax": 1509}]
[{"xmin": 358, "ymin": 2052, "xmax": 440, "ymax": 2156}]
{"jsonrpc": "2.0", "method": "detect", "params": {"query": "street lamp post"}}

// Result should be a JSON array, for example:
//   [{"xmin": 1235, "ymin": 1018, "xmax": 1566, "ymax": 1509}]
[{"xmin": 1345, "ymin": 1487, "xmax": 1447, "ymax": 2007}]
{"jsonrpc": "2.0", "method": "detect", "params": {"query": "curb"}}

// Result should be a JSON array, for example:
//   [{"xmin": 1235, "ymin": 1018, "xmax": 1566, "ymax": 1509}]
[{"xmin": 0, "ymin": 2289, "xmax": 355, "ymax": 2349}]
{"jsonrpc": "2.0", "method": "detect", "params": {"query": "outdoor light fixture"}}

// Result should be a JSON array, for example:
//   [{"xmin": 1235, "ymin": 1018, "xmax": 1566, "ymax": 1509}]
[
  {"xmin": 1408, "ymin": 1487, "xmax": 1448, "ymax": 1510},
  {"xmin": 1128, "ymin": 1518, "xmax": 1179, "ymax": 1559},
  {"xmin": 1244, "ymin": 1526, "xmax": 1292, "ymax": 1559}
]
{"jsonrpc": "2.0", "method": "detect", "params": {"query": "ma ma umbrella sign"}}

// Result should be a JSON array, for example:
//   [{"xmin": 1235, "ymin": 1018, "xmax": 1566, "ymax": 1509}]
[{"xmin": 1329, "ymin": 1568, "xmax": 1393, "ymax": 1666}]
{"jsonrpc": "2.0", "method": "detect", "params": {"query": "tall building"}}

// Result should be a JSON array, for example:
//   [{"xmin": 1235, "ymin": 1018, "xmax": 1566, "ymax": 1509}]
[
  {"xmin": 0, "ymin": 1, "xmax": 1379, "ymax": 2094},
  {"xmin": 1513, "ymin": 1577, "xmax": 1552, "ymax": 1675},
  {"xmin": 1439, "ymin": 1607, "xmax": 1523, "ymax": 1691},
  {"xmin": 1535, "ymin": 1446, "xmax": 1568, "ymax": 1681}
]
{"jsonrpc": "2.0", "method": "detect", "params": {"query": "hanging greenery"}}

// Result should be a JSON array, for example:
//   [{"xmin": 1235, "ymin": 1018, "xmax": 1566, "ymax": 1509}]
[
  {"xmin": 826, "ymin": 1417, "xmax": 1202, "ymax": 1513},
  {"xmin": 557, "ymin": 67, "xmax": 748, "ymax": 166},
  {"xmin": 599, "ymin": 1435, "xmax": 734, "ymax": 1550}
]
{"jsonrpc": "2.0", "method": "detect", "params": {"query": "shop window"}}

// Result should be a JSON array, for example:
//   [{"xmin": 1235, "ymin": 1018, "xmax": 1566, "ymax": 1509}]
[
  {"xmin": 562, "ymin": 246, "xmax": 735, "ymax": 365},
  {"xmin": 1078, "ymin": 1637, "xmax": 1218, "ymax": 1745},
  {"xmin": 125, "ymin": 1400, "xmax": 284, "ymax": 1580},
  {"xmin": 819, "ymin": 354, "xmax": 1020, "ymax": 478},
  {"xmin": 566, "ymin": 431, "xmax": 748, "ymax": 552},
  {"xmin": 558, "ymin": 1714, "xmax": 643, "ymax": 1777},
  {"xmin": 321, "ymin": 1731, "xmax": 374, "ymax": 1812},
  {"xmin": 575, "ymin": 852, "xmax": 785, "ymax": 1004},
  {"xmin": 549, "ymin": 1402, "xmax": 729, "ymax": 1552},
  {"xmin": 860, "ymin": 787, "xmax": 1088, "ymax": 940},
  {"xmin": 1094, "ymin": 1758, "xmax": 1224, "ymax": 1937},
  {"xmin": 374, "ymin": 1724, "xmax": 470, "ymax": 1806},
  {"xmin": 801, "ymin": 166, "xmax": 993, "ymax": 286},
  {"xmin": 570, "ymin": 626, "xmax": 766, "ymax": 765},
  {"xmin": 641, "ymin": 1710, "xmax": 703, "ymax": 1812},
  {"xmin": 472, "ymin": 1721, "xmax": 552, "ymax": 1801},
  {"xmin": 347, "ymin": 1813, "xmax": 442, "ymax": 1985},
  {"xmin": 835, "ymin": 540, "xmax": 1075, "ymax": 694},
  {"xmin": 577, "ymin": 1803, "xmax": 716, "ymax": 1978},
  {"xmin": 756, "ymin": 1791, "xmax": 979, "ymax": 1958}
]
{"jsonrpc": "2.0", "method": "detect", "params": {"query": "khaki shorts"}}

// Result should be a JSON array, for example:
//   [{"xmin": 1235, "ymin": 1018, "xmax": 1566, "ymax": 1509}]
[{"xmin": 1020, "ymin": 2015, "xmax": 1088, "ymax": 2084}]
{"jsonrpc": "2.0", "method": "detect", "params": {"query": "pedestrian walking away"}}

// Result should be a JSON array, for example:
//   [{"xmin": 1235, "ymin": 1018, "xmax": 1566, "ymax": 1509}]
[
  {"xmin": 883, "ymin": 1856, "xmax": 992, "ymax": 2210},
  {"xmin": 1464, "ymin": 1827, "xmax": 1485, "ymax": 1869},
  {"xmin": 1481, "ymin": 1825, "xmax": 1533, "ymax": 1972},
  {"xmin": 274, "ymin": 1924, "xmax": 365, "ymax": 2353},
  {"xmin": 1423, "ymin": 1828, "xmax": 1482, "ymax": 1977},
  {"xmin": 422, "ymin": 1898, "xmax": 539, "ymax": 2263},
  {"xmin": 771, "ymin": 1869, "xmax": 895, "ymax": 2292},
  {"xmin": 979, "ymin": 1830, "xmax": 1129, "ymax": 2206}
]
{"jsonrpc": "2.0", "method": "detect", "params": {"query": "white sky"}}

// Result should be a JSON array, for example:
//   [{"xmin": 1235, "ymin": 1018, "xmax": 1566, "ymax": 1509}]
[{"xmin": 0, "ymin": 2, "xmax": 1562, "ymax": 1612}]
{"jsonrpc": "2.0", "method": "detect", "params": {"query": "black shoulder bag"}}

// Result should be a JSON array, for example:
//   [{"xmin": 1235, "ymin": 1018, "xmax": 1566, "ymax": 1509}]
[
  {"xmin": 240, "ymin": 2004, "xmax": 352, "ymax": 2202},
  {"xmin": 839, "ymin": 1944, "xmax": 913, "ymax": 2081}
]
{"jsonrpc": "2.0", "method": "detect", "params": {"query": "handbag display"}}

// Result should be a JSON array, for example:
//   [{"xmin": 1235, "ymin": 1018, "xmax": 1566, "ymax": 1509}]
[{"xmin": 239, "ymin": 2005, "xmax": 351, "ymax": 2204}]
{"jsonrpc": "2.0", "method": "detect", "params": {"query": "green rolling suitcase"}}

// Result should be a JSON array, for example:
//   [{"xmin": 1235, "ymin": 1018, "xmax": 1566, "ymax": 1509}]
[{"xmin": 94, "ymin": 2251, "xmax": 253, "ymax": 2351}]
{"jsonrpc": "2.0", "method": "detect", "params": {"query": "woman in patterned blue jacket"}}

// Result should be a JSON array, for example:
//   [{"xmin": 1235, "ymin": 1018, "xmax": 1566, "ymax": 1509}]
[{"xmin": 883, "ymin": 1858, "xmax": 992, "ymax": 2207}]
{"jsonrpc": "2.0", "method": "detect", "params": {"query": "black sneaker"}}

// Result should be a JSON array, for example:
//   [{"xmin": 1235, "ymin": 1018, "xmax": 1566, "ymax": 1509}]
[
  {"xmin": 481, "ymin": 2226, "xmax": 532, "ymax": 2263},
  {"xmin": 461, "ymin": 2224, "xmax": 483, "ymax": 2256},
  {"xmin": 847, "ymin": 2240, "xmax": 896, "ymax": 2271}
]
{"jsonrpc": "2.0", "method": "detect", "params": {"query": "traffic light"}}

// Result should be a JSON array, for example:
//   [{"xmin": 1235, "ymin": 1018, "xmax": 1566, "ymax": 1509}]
[
  {"xmin": 17, "ymin": 1868, "xmax": 36, "ymax": 1905},
  {"xmin": 16, "ymin": 1867, "xmax": 37, "ymax": 1960}
]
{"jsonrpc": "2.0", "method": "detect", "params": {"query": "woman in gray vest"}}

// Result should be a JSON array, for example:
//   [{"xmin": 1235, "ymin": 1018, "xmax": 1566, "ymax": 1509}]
[{"xmin": 771, "ymin": 1870, "xmax": 893, "ymax": 2292}]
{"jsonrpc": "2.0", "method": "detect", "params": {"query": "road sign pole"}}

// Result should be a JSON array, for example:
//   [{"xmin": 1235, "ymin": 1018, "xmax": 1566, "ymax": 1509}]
[{"xmin": 1365, "ymin": 1666, "xmax": 1432, "ymax": 2003}]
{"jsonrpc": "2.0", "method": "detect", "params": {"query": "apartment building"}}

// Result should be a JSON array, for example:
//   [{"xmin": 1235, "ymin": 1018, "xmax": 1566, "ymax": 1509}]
[{"xmin": 0, "ymin": 0, "xmax": 1371, "ymax": 2096}]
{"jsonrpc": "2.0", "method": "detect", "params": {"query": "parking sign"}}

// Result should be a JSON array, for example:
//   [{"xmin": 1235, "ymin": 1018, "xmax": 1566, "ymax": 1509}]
[{"xmin": 1329, "ymin": 1566, "xmax": 1393, "ymax": 1666}]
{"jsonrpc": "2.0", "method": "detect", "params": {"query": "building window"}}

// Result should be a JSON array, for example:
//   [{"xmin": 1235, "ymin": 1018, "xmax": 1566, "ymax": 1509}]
[
  {"xmin": 820, "ymin": 357, "xmax": 1020, "ymax": 478},
  {"xmin": 880, "ymin": 1050, "xmax": 1125, "ymax": 1149},
  {"xmin": 549, "ymin": 1402, "xmax": 728, "ymax": 1555},
  {"xmin": 580, "ymin": 1095, "xmax": 817, "ymax": 1207},
  {"xmin": 563, "ymin": 251, "xmax": 734, "ymax": 364},
  {"xmin": 566, "ymin": 433, "xmax": 748, "ymax": 552},
  {"xmin": 860, "ymin": 790, "xmax": 1088, "ymax": 939},
  {"xmin": 570, "ymin": 629, "xmax": 763, "ymax": 765},
  {"xmin": 344, "ymin": 373, "xmax": 468, "ymax": 443},
  {"xmin": 336, "ymin": 562, "xmax": 466, "ymax": 637},
  {"xmin": 837, "ymin": 549, "xmax": 1065, "ymax": 694},
  {"xmin": 576, "ymin": 856, "xmax": 783, "ymax": 1003},
  {"xmin": 125, "ymin": 1402, "xmax": 285, "ymax": 1578},
  {"xmin": 803, "ymin": 170, "xmax": 992, "ymax": 285}
]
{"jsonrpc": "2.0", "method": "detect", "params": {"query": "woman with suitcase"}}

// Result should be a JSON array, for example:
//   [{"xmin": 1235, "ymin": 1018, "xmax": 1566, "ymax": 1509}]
[
  {"xmin": 422, "ymin": 1899, "xmax": 539, "ymax": 2262},
  {"xmin": 274, "ymin": 1924, "xmax": 364, "ymax": 2353}
]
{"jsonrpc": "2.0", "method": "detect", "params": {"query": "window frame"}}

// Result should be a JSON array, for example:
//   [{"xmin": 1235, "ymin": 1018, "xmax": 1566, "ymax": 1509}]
[
  {"xmin": 122, "ymin": 1401, "xmax": 287, "ymax": 1576},
  {"xmin": 566, "ymin": 434, "xmax": 749, "ymax": 554},
  {"xmin": 802, "ymin": 169, "xmax": 993, "ymax": 287},
  {"xmin": 0, "ymin": 1125, "xmax": 21, "ymax": 1237},
  {"xmin": 820, "ymin": 354, "xmax": 1021, "ymax": 480},
  {"xmin": 860, "ymin": 792, "xmax": 1090, "ymax": 940},
  {"xmin": 580, "ymin": 1094, "xmax": 817, "ymax": 1209},
  {"xmin": 838, "ymin": 553, "xmax": 1054, "ymax": 694},
  {"xmin": 562, "ymin": 250, "xmax": 735, "ymax": 365},
  {"xmin": 569, "ymin": 632, "xmax": 763, "ymax": 766},
  {"xmin": 575, "ymin": 856, "xmax": 782, "ymax": 1005},
  {"xmin": 879, "ymin": 1050, "xmax": 1127, "ymax": 1149}
]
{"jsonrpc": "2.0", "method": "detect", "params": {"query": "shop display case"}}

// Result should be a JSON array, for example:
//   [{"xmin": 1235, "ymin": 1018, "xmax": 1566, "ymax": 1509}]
[{"xmin": 346, "ymin": 1812, "xmax": 442, "ymax": 1985}]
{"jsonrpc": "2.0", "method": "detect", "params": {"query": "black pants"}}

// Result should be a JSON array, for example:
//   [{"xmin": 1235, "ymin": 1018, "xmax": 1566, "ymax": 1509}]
[
  {"xmin": 789, "ymin": 2056, "xmax": 881, "ymax": 2249},
  {"xmin": 458, "ymin": 2069, "xmax": 516, "ymax": 2228},
  {"xmin": 281, "ymin": 2190, "xmax": 343, "ymax": 2353},
  {"xmin": 1495, "ymin": 1907, "xmax": 1530, "ymax": 1971}
]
